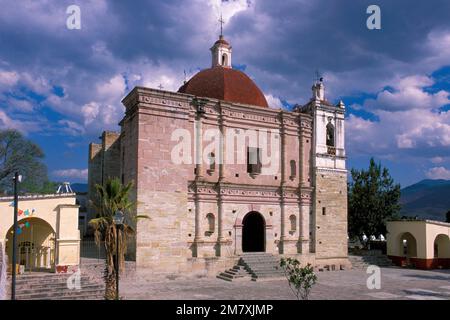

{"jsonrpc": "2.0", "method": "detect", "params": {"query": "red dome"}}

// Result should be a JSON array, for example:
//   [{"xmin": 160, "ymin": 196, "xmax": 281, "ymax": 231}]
[{"xmin": 178, "ymin": 66, "xmax": 268, "ymax": 108}]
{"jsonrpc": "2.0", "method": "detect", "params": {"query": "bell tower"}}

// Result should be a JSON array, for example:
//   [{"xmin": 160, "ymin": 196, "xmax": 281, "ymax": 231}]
[
  {"xmin": 307, "ymin": 77, "xmax": 349, "ymax": 266},
  {"xmin": 310, "ymin": 78, "xmax": 346, "ymax": 168}
]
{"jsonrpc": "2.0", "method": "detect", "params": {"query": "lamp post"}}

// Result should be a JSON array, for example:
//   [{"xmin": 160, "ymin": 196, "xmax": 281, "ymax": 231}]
[
  {"xmin": 11, "ymin": 172, "xmax": 22, "ymax": 300},
  {"xmin": 113, "ymin": 210, "xmax": 124, "ymax": 300}
]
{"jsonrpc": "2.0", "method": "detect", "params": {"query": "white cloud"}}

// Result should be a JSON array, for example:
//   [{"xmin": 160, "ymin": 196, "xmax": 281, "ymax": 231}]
[
  {"xmin": 423, "ymin": 29, "xmax": 450, "ymax": 71},
  {"xmin": 79, "ymin": 101, "xmax": 123, "ymax": 133},
  {"xmin": 431, "ymin": 156, "xmax": 445, "ymax": 164},
  {"xmin": 81, "ymin": 102, "xmax": 100, "ymax": 126},
  {"xmin": 97, "ymin": 74, "xmax": 126, "ymax": 102},
  {"xmin": 58, "ymin": 119, "xmax": 85, "ymax": 136},
  {"xmin": 425, "ymin": 167, "xmax": 450, "ymax": 180},
  {"xmin": 53, "ymin": 169, "xmax": 88, "ymax": 181},
  {"xmin": 99, "ymin": 104, "xmax": 123, "ymax": 127},
  {"xmin": 21, "ymin": 72, "xmax": 52, "ymax": 95},
  {"xmin": 209, "ymin": 0, "xmax": 250, "ymax": 26},
  {"xmin": 5, "ymin": 97, "xmax": 34, "ymax": 112},
  {"xmin": 265, "ymin": 94, "xmax": 283, "ymax": 109},
  {"xmin": 0, "ymin": 110, "xmax": 39, "ymax": 133},
  {"xmin": 362, "ymin": 75, "xmax": 449, "ymax": 111},
  {"xmin": 347, "ymin": 109, "xmax": 450, "ymax": 156},
  {"xmin": 0, "ymin": 0, "xmax": 109, "ymax": 35},
  {"xmin": 0, "ymin": 70, "xmax": 19, "ymax": 88},
  {"xmin": 346, "ymin": 73, "xmax": 450, "ymax": 163}
]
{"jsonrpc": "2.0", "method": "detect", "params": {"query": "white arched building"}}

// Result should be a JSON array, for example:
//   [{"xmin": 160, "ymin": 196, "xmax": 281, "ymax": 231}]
[
  {"xmin": 0, "ymin": 194, "xmax": 80, "ymax": 274},
  {"xmin": 387, "ymin": 219, "xmax": 450, "ymax": 269}
]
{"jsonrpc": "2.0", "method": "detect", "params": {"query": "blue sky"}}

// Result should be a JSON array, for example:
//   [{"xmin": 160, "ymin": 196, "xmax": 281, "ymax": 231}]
[{"xmin": 0, "ymin": 0, "xmax": 450, "ymax": 188}]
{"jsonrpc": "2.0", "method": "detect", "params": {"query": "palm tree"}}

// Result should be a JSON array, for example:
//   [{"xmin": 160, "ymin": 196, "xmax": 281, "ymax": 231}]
[{"xmin": 89, "ymin": 178, "xmax": 144, "ymax": 300}]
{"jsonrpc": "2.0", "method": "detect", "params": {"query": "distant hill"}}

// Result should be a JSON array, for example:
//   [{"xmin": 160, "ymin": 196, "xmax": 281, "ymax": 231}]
[
  {"xmin": 71, "ymin": 183, "xmax": 88, "ymax": 193},
  {"xmin": 400, "ymin": 179, "xmax": 450, "ymax": 221}
]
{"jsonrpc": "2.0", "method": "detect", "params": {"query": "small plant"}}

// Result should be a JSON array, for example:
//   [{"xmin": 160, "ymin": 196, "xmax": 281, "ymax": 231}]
[{"xmin": 280, "ymin": 258, "xmax": 317, "ymax": 300}]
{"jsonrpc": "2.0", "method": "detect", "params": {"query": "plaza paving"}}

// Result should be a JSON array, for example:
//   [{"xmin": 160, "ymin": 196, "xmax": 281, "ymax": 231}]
[{"xmin": 120, "ymin": 266, "xmax": 450, "ymax": 300}]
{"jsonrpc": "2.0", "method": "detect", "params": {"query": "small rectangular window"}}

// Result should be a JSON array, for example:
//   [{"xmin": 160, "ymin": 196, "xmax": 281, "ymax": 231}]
[
  {"xmin": 322, "ymin": 207, "xmax": 326, "ymax": 215},
  {"xmin": 247, "ymin": 147, "xmax": 262, "ymax": 175}
]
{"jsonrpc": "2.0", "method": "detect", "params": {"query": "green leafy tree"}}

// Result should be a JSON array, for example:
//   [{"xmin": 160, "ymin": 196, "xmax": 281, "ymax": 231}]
[
  {"xmin": 0, "ymin": 129, "xmax": 48, "ymax": 194},
  {"xmin": 279, "ymin": 258, "xmax": 317, "ymax": 300},
  {"xmin": 89, "ymin": 178, "xmax": 147, "ymax": 300},
  {"xmin": 21, "ymin": 180, "xmax": 60, "ymax": 194},
  {"xmin": 348, "ymin": 158, "xmax": 401, "ymax": 240}
]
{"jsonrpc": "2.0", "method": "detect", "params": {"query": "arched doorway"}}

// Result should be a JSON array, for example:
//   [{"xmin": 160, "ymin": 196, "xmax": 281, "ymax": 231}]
[
  {"xmin": 399, "ymin": 232, "xmax": 417, "ymax": 257},
  {"xmin": 242, "ymin": 211, "xmax": 265, "ymax": 252},
  {"xmin": 5, "ymin": 217, "xmax": 56, "ymax": 272},
  {"xmin": 434, "ymin": 234, "xmax": 450, "ymax": 258}
]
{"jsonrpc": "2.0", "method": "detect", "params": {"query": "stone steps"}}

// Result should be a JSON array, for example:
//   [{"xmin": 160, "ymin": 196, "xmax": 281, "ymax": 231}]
[
  {"xmin": 15, "ymin": 276, "xmax": 96, "ymax": 287},
  {"xmin": 349, "ymin": 254, "xmax": 394, "ymax": 269},
  {"xmin": 8, "ymin": 273, "xmax": 105, "ymax": 300},
  {"xmin": 217, "ymin": 253, "xmax": 285, "ymax": 282},
  {"xmin": 16, "ymin": 287, "xmax": 104, "ymax": 300},
  {"xmin": 17, "ymin": 283, "xmax": 103, "ymax": 295},
  {"xmin": 217, "ymin": 265, "xmax": 252, "ymax": 282},
  {"xmin": 240, "ymin": 253, "xmax": 284, "ymax": 281}
]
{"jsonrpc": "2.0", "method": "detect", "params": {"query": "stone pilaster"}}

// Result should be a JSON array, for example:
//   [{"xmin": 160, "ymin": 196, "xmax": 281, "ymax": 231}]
[
  {"xmin": 194, "ymin": 117, "xmax": 203, "ymax": 178},
  {"xmin": 216, "ymin": 196, "xmax": 224, "ymax": 256},
  {"xmin": 299, "ymin": 202, "xmax": 310, "ymax": 254},
  {"xmin": 193, "ymin": 190, "xmax": 202, "ymax": 257},
  {"xmin": 218, "ymin": 102, "xmax": 227, "ymax": 181},
  {"xmin": 279, "ymin": 112, "xmax": 287, "ymax": 253}
]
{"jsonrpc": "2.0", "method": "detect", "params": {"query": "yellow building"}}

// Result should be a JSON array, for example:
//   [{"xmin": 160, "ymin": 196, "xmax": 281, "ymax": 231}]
[
  {"xmin": 0, "ymin": 194, "xmax": 80, "ymax": 273},
  {"xmin": 387, "ymin": 220, "xmax": 450, "ymax": 269}
]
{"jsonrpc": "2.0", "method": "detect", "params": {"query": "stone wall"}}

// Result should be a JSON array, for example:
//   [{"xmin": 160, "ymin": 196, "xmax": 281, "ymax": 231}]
[
  {"xmin": 314, "ymin": 169, "xmax": 348, "ymax": 260},
  {"xmin": 87, "ymin": 143, "xmax": 102, "ymax": 222},
  {"xmin": 87, "ymin": 132, "xmax": 121, "ymax": 222},
  {"xmin": 101, "ymin": 131, "xmax": 121, "ymax": 182},
  {"xmin": 128, "ymin": 90, "xmax": 192, "ymax": 274}
]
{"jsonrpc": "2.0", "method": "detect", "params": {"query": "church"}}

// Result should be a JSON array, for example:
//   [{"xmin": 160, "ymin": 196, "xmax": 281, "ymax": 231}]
[{"xmin": 88, "ymin": 34, "xmax": 349, "ymax": 276}]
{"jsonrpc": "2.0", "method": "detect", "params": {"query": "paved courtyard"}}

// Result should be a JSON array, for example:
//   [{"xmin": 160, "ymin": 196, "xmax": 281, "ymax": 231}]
[{"xmin": 121, "ymin": 267, "xmax": 450, "ymax": 300}]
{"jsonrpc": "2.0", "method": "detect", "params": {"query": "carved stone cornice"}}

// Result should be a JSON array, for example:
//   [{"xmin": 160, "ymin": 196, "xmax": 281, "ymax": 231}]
[{"xmin": 188, "ymin": 181, "xmax": 313, "ymax": 205}]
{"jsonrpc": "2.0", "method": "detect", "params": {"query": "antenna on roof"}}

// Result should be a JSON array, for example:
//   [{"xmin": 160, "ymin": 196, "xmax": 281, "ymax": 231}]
[{"xmin": 183, "ymin": 70, "xmax": 187, "ymax": 84}]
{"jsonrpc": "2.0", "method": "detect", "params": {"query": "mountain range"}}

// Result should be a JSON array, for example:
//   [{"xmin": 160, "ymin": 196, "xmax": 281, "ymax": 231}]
[
  {"xmin": 400, "ymin": 179, "xmax": 450, "ymax": 221},
  {"xmin": 70, "ymin": 183, "xmax": 88, "ymax": 193}
]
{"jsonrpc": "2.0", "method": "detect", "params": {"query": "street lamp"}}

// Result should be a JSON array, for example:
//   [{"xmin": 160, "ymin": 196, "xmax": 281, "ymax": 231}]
[
  {"xmin": 11, "ymin": 172, "xmax": 22, "ymax": 300},
  {"xmin": 113, "ymin": 210, "xmax": 124, "ymax": 300}
]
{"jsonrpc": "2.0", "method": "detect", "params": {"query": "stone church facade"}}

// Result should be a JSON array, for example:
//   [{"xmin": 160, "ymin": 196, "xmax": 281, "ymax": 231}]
[{"xmin": 88, "ymin": 35, "xmax": 349, "ymax": 276}]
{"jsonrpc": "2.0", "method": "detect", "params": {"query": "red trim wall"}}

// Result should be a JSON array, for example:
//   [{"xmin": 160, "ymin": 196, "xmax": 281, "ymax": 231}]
[{"xmin": 388, "ymin": 255, "xmax": 450, "ymax": 269}]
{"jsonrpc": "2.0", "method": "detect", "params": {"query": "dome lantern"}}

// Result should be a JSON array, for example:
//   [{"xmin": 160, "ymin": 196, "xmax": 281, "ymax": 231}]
[{"xmin": 210, "ymin": 35, "xmax": 232, "ymax": 68}]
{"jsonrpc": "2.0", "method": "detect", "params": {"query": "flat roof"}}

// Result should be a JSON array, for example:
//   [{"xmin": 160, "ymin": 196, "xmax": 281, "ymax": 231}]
[
  {"xmin": 388, "ymin": 219, "xmax": 450, "ymax": 228},
  {"xmin": 0, "ymin": 193, "xmax": 76, "ymax": 202}
]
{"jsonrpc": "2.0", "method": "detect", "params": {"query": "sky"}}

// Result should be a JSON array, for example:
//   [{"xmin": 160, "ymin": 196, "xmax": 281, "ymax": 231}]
[{"xmin": 0, "ymin": 0, "xmax": 449, "ymax": 188}]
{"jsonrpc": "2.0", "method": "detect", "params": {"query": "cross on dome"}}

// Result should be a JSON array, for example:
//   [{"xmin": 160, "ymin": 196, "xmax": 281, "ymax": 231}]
[{"xmin": 219, "ymin": 14, "xmax": 225, "ymax": 37}]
